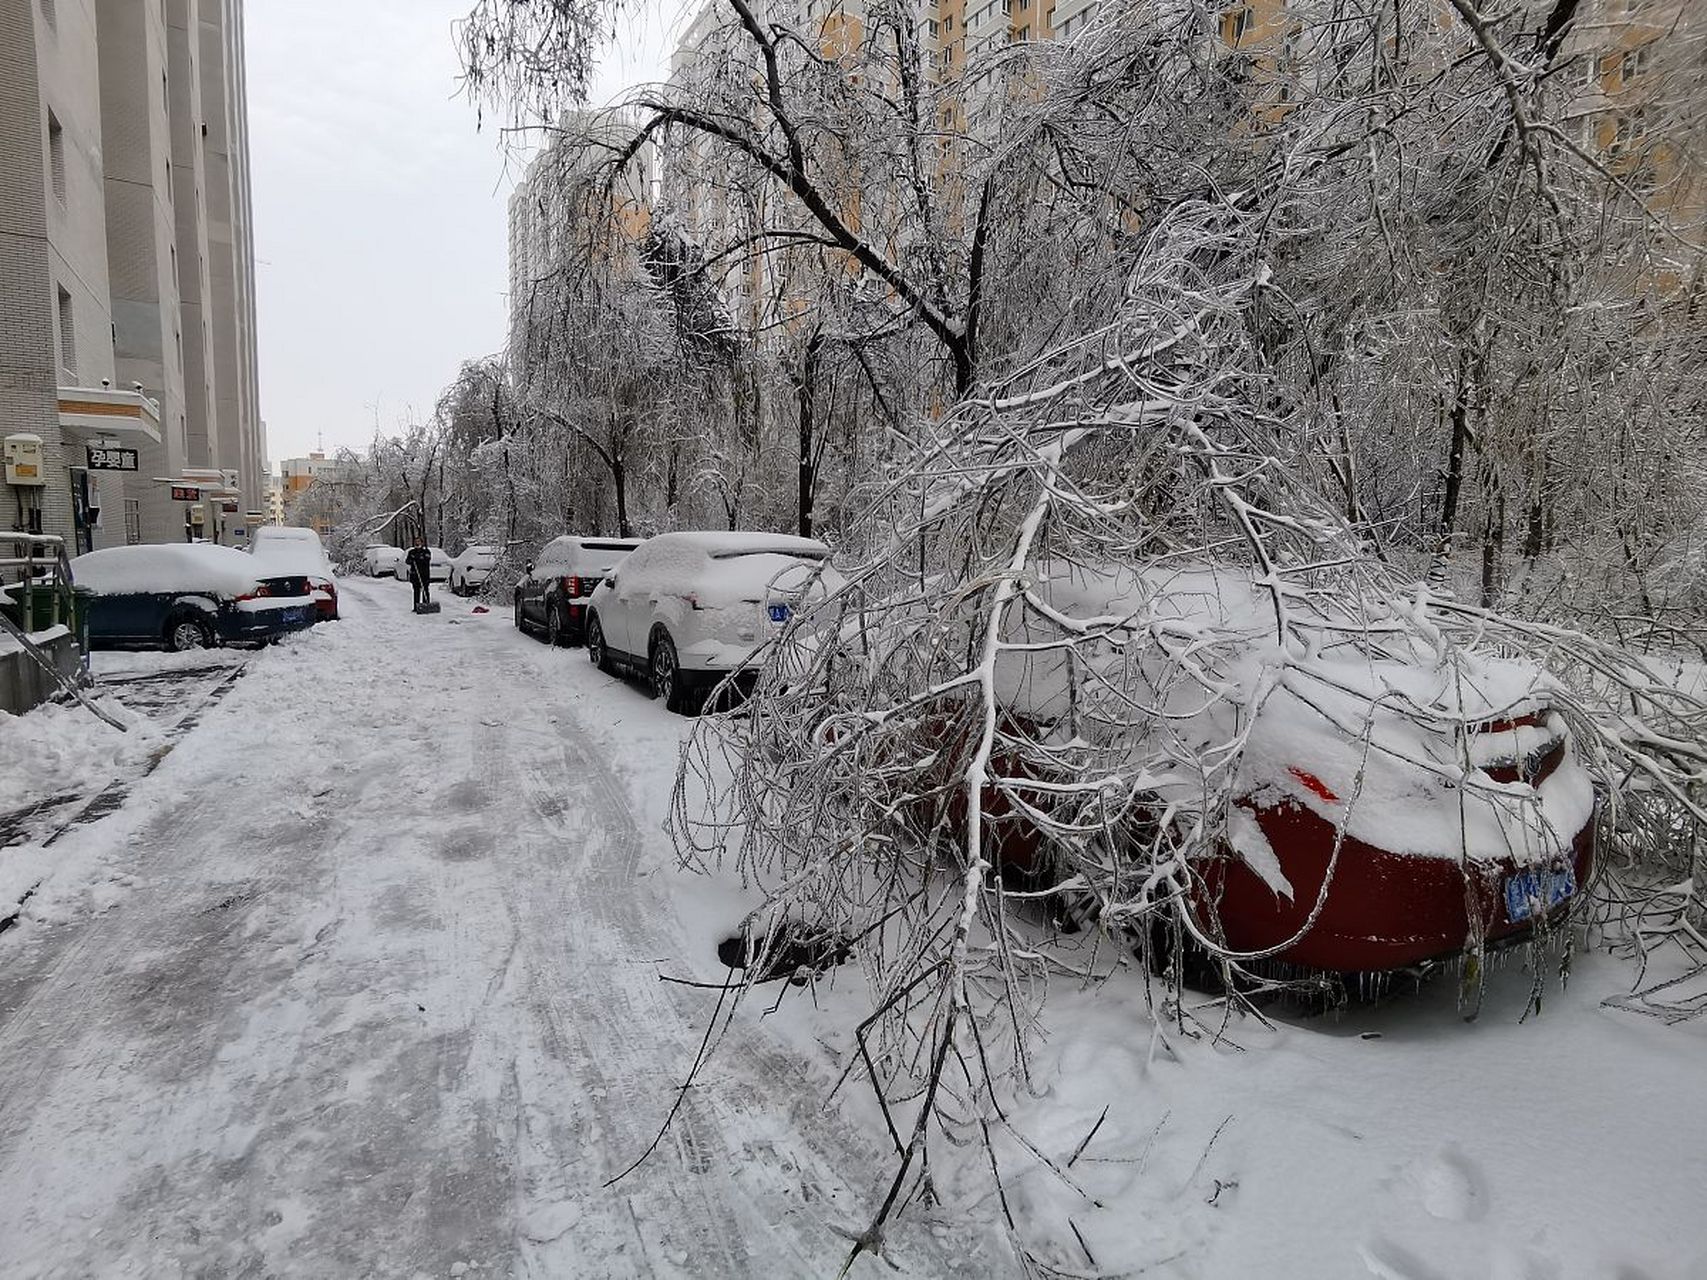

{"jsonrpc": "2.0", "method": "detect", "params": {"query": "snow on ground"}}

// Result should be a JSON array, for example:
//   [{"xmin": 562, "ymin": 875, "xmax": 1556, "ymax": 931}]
[
  {"xmin": 0, "ymin": 578, "xmax": 1006, "ymax": 1278},
  {"xmin": 0, "ymin": 576, "xmax": 1703, "ymax": 1277},
  {"xmin": 0, "ymin": 694, "xmax": 160, "ymax": 813}
]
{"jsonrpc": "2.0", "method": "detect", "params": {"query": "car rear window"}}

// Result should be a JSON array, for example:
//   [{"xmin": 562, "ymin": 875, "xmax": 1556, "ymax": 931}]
[{"xmin": 583, "ymin": 541, "xmax": 639, "ymax": 553}]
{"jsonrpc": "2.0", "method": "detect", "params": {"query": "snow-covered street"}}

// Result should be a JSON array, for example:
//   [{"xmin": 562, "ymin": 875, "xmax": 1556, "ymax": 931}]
[
  {"xmin": 0, "ymin": 581, "xmax": 1006, "ymax": 1277},
  {"xmin": 3, "ymin": 583, "xmax": 1706, "ymax": 1279}
]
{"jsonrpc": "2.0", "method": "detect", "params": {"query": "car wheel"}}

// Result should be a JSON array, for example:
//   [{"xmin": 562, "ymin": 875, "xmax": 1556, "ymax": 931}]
[
  {"xmin": 651, "ymin": 632, "xmax": 695, "ymax": 715},
  {"xmin": 587, "ymin": 614, "xmax": 615, "ymax": 675},
  {"xmin": 165, "ymin": 614, "xmax": 213, "ymax": 652},
  {"xmin": 546, "ymin": 603, "xmax": 567, "ymax": 648}
]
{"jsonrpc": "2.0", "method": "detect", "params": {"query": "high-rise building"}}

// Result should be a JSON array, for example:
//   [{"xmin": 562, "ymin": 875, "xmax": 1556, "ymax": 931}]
[
  {"xmin": 506, "ymin": 110, "xmax": 655, "ymax": 368},
  {"xmin": 0, "ymin": 0, "xmax": 264, "ymax": 561}
]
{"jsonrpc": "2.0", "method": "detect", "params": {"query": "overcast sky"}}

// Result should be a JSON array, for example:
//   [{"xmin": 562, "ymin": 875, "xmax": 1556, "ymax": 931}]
[{"xmin": 246, "ymin": 0, "xmax": 692, "ymax": 467}]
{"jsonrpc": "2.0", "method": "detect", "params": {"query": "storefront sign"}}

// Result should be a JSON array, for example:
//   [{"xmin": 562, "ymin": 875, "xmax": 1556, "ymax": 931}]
[
  {"xmin": 170, "ymin": 485, "xmax": 202, "ymax": 502},
  {"xmin": 86, "ymin": 445, "xmax": 139, "ymax": 471}
]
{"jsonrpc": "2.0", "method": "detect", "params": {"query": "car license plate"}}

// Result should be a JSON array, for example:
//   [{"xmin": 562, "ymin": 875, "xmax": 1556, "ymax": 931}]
[
  {"xmin": 1504, "ymin": 861, "xmax": 1576, "ymax": 923},
  {"xmin": 768, "ymin": 603, "xmax": 792, "ymax": 625}
]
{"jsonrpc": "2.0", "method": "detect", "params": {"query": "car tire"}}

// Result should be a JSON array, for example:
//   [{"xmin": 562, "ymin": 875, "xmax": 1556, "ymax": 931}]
[
  {"xmin": 587, "ymin": 614, "xmax": 615, "ymax": 675},
  {"xmin": 165, "ymin": 613, "xmax": 213, "ymax": 652},
  {"xmin": 546, "ymin": 603, "xmax": 567, "ymax": 648},
  {"xmin": 651, "ymin": 632, "xmax": 695, "ymax": 715}
]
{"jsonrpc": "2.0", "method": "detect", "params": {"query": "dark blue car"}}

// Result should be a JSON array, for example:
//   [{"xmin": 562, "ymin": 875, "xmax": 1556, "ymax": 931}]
[{"xmin": 70, "ymin": 544, "xmax": 318, "ymax": 651}]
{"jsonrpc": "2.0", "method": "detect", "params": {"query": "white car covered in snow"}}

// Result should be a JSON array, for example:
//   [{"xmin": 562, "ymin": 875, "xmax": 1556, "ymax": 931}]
[
  {"xmin": 583, "ymin": 532, "xmax": 839, "ymax": 713},
  {"xmin": 363, "ymin": 545, "xmax": 404, "ymax": 578},
  {"xmin": 448, "ymin": 545, "xmax": 499, "ymax": 595}
]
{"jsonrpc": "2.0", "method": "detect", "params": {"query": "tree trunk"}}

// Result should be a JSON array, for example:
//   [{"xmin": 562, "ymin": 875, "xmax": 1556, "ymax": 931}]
[
  {"xmin": 1480, "ymin": 479, "xmax": 1504, "ymax": 608},
  {"xmin": 1433, "ymin": 348, "xmax": 1473, "ymax": 582},
  {"xmin": 613, "ymin": 456, "xmax": 631, "ymax": 538},
  {"xmin": 796, "ymin": 331, "xmax": 824, "ymax": 539}
]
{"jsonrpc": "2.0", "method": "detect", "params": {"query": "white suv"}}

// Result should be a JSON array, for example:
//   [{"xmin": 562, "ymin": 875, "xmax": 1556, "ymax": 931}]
[{"xmin": 583, "ymin": 531, "xmax": 837, "ymax": 713}]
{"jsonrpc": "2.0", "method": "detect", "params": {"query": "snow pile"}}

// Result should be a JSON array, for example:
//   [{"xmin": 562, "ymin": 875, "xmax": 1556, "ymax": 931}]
[
  {"xmin": 0, "ymin": 695, "xmax": 162, "ymax": 811},
  {"xmin": 71, "ymin": 544, "xmax": 264, "ymax": 597}
]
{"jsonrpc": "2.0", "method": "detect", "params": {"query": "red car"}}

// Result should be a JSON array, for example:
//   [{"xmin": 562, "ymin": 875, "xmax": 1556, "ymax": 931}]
[
  {"xmin": 250, "ymin": 526, "xmax": 338, "ymax": 622},
  {"xmin": 935, "ymin": 562, "xmax": 1597, "ymax": 973}
]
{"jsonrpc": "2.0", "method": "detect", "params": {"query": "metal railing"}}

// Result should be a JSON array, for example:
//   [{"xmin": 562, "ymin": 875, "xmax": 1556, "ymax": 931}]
[{"xmin": 0, "ymin": 532, "xmax": 79, "ymax": 638}]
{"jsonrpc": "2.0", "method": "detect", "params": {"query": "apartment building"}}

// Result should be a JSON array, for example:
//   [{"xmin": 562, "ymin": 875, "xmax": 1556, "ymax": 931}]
[
  {"xmin": 0, "ymin": 0, "xmax": 264, "ymax": 563},
  {"xmin": 278, "ymin": 450, "xmax": 346, "ymax": 534},
  {"xmin": 506, "ymin": 110, "xmax": 656, "ymax": 366}
]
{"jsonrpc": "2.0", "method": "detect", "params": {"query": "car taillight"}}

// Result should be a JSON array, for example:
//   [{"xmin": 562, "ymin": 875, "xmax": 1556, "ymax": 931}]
[
  {"xmin": 237, "ymin": 584, "xmax": 274, "ymax": 601},
  {"xmin": 686, "ymin": 592, "xmax": 704, "ymax": 610},
  {"xmin": 564, "ymin": 575, "xmax": 583, "ymax": 597}
]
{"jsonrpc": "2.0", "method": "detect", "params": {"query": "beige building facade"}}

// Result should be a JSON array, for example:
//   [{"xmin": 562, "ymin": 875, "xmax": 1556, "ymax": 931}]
[{"xmin": 0, "ymin": 0, "xmax": 263, "ymax": 566}]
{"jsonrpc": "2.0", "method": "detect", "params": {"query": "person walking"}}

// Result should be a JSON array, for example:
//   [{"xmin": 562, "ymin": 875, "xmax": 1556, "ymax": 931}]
[{"xmin": 404, "ymin": 536, "xmax": 433, "ymax": 610}]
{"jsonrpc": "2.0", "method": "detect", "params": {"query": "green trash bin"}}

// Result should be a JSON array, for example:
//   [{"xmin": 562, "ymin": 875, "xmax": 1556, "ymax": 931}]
[{"xmin": 3, "ymin": 581, "xmax": 82, "ymax": 634}]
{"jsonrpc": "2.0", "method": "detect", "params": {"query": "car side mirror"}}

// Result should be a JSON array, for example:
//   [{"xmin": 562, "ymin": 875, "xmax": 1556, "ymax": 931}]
[{"xmin": 607, "ymin": 573, "xmax": 618, "ymax": 590}]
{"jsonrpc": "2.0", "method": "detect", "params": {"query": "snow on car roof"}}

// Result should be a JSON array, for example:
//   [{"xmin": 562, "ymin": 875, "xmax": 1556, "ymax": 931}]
[
  {"xmin": 251, "ymin": 538, "xmax": 334, "ymax": 578},
  {"xmin": 71, "ymin": 543, "xmax": 268, "ymax": 596},
  {"xmin": 649, "ymin": 531, "xmax": 830, "ymax": 559},
  {"xmin": 254, "ymin": 526, "xmax": 321, "ymax": 542}
]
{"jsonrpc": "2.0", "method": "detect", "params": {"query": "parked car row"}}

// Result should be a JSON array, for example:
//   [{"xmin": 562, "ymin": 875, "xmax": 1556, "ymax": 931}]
[
  {"xmin": 361, "ymin": 543, "xmax": 454, "ymax": 584},
  {"xmin": 509, "ymin": 530, "xmax": 1598, "ymax": 984},
  {"xmin": 513, "ymin": 532, "xmax": 839, "ymax": 714}
]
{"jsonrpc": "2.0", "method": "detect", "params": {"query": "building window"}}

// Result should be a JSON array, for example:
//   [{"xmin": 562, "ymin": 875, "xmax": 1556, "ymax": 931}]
[
  {"xmin": 47, "ymin": 110, "xmax": 66, "ymax": 204},
  {"xmin": 1001, "ymin": 0, "xmax": 1011, "ymax": 13},
  {"xmin": 1220, "ymin": 3, "xmax": 1253, "ymax": 46},
  {"xmin": 124, "ymin": 498, "xmax": 141, "ymax": 545},
  {"xmin": 1610, "ymin": 107, "xmax": 1647, "ymax": 155},
  {"xmin": 56, "ymin": 286, "xmax": 75, "ymax": 378},
  {"xmin": 1620, "ymin": 45, "xmax": 1650, "ymax": 85},
  {"xmin": 944, "ymin": 13, "xmax": 953, "ymax": 29},
  {"xmin": 927, "ymin": 16, "xmax": 939, "ymax": 37}
]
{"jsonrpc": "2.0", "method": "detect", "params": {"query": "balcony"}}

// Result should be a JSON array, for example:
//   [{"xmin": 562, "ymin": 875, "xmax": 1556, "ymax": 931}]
[{"xmin": 57, "ymin": 385, "xmax": 163, "ymax": 445}]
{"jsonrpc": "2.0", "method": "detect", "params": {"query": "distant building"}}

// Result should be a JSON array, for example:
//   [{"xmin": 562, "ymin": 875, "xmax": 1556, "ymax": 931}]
[
  {"xmin": 264, "ymin": 466, "xmax": 285, "ymax": 526},
  {"xmin": 277, "ymin": 450, "xmax": 347, "ymax": 534},
  {"xmin": 0, "ymin": 0, "xmax": 264, "ymax": 560}
]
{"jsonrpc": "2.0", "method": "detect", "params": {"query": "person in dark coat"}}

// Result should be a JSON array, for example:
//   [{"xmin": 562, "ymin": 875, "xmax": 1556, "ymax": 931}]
[{"xmin": 404, "ymin": 536, "xmax": 433, "ymax": 609}]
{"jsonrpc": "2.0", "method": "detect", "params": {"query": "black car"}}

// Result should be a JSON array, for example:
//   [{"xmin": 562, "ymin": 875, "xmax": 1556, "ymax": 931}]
[
  {"xmin": 70, "ymin": 544, "xmax": 318, "ymax": 651},
  {"xmin": 514, "ymin": 535, "xmax": 641, "ymax": 646}
]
